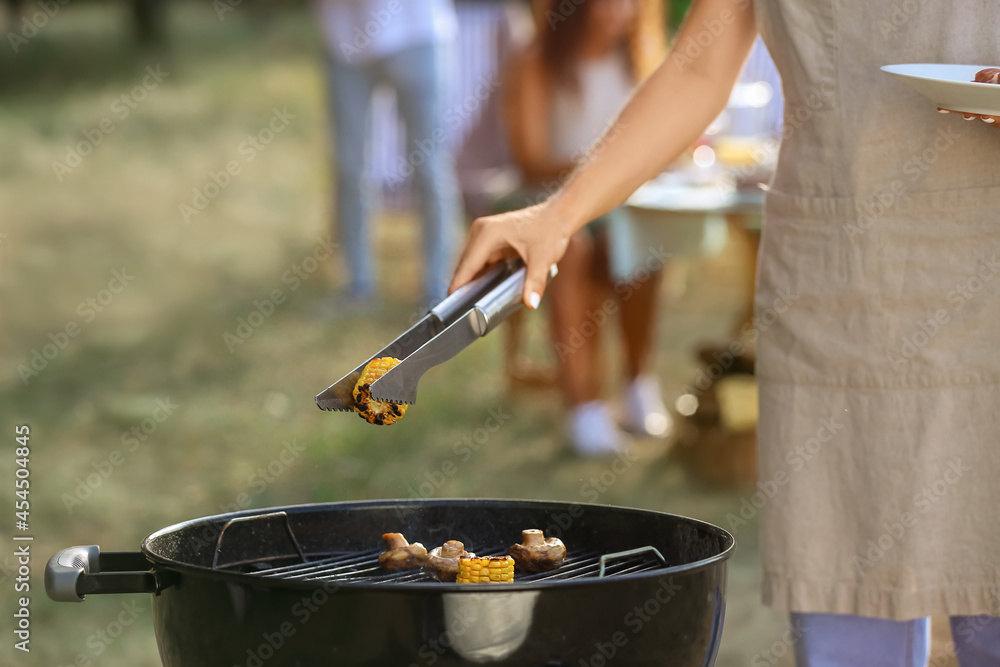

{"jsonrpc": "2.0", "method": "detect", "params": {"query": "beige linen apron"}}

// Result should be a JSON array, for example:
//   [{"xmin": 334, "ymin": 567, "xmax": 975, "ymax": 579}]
[{"xmin": 754, "ymin": 0, "xmax": 1000, "ymax": 619}]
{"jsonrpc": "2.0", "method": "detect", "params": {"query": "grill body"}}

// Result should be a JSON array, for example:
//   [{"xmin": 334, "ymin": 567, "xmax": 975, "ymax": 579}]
[{"xmin": 50, "ymin": 499, "xmax": 734, "ymax": 666}]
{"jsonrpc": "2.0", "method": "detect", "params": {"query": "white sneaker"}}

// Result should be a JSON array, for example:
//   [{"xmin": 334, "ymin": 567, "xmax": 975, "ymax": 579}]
[
  {"xmin": 622, "ymin": 375, "xmax": 673, "ymax": 439},
  {"xmin": 567, "ymin": 401, "xmax": 628, "ymax": 457}
]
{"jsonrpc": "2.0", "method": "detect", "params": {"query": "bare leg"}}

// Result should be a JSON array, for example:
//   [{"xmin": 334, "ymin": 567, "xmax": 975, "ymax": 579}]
[
  {"xmin": 502, "ymin": 310, "xmax": 555, "ymax": 390},
  {"xmin": 588, "ymin": 232, "xmax": 663, "ymax": 381},
  {"xmin": 618, "ymin": 267, "xmax": 664, "ymax": 380},
  {"xmin": 548, "ymin": 232, "xmax": 605, "ymax": 406},
  {"xmin": 598, "ymin": 233, "xmax": 671, "ymax": 438},
  {"xmin": 503, "ymin": 310, "xmax": 525, "ymax": 377}
]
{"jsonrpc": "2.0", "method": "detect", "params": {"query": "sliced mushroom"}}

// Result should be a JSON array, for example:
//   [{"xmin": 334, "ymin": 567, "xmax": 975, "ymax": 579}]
[
  {"xmin": 423, "ymin": 540, "xmax": 475, "ymax": 582},
  {"xmin": 378, "ymin": 533, "xmax": 428, "ymax": 570},
  {"xmin": 508, "ymin": 529, "xmax": 566, "ymax": 572}
]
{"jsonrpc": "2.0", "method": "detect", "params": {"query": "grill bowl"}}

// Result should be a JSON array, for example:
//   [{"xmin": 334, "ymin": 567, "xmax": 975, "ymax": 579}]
[{"xmin": 49, "ymin": 498, "xmax": 734, "ymax": 666}]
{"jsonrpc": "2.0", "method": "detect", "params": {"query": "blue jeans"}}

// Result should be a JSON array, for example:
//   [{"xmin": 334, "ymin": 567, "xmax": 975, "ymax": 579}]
[
  {"xmin": 325, "ymin": 43, "xmax": 462, "ymax": 304},
  {"xmin": 792, "ymin": 612, "xmax": 1000, "ymax": 667}
]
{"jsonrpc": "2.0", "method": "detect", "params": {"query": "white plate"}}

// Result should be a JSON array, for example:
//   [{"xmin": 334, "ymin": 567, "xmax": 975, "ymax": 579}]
[{"xmin": 881, "ymin": 63, "xmax": 1000, "ymax": 116}]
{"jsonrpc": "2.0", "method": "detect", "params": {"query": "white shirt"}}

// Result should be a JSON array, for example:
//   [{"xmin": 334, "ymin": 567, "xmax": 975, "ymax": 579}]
[
  {"xmin": 317, "ymin": 0, "xmax": 457, "ymax": 64},
  {"xmin": 549, "ymin": 51, "xmax": 635, "ymax": 161}
]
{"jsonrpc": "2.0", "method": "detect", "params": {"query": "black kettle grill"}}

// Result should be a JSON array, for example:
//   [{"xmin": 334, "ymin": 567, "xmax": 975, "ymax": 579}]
[{"xmin": 46, "ymin": 498, "xmax": 734, "ymax": 666}]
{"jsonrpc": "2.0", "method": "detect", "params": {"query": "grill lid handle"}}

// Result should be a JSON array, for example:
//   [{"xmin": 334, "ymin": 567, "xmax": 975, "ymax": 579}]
[{"xmin": 45, "ymin": 546, "xmax": 169, "ymax": 602}]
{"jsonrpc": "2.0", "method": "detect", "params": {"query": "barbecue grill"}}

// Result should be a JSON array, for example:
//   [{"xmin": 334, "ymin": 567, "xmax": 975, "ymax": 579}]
[{"xmin": 46, "ymin": 498, "xmax": 734, "ymax": 666}]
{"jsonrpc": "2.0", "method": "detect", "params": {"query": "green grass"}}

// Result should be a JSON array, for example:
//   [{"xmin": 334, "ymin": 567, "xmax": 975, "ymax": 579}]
[{"xmin": 0, "ymin": 4, "xmax": 784, "ymax": 665}]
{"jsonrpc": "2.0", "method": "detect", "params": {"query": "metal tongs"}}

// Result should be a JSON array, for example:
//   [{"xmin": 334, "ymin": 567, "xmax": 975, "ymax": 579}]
[{"xmin": 316, "ymin": 259, "xmax": 542, "ymax": 410}]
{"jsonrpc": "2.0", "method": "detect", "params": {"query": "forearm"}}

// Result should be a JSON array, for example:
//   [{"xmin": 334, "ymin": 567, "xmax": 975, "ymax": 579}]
[{"xmin": 549, "ymin": 0, "xmax": 758, "ymax": 232}]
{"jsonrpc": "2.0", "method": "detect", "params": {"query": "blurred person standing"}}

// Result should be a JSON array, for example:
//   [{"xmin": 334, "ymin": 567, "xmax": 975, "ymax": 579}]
[
  {"xmin": 315, "ymin": 0, "xmax": 463, "ymax": 307},
  {"xmin": 502, "ymin": 0, "xmax": 669, "ymax": 455}
]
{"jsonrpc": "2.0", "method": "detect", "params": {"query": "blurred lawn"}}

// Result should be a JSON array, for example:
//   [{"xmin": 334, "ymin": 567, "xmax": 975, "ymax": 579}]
[{"xmin": 0, "ymin": 3, "xmax": 789, "ymax": 666}]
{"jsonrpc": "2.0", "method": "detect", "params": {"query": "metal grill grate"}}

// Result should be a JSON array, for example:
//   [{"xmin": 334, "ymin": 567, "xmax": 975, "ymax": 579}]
[
  {"xmin": 216, "ymin": 546, "xmax": 669, "ymax": 585},
  {"xmin": 209, "ymin": 512, "xmax": 670, "ymax": 585}
]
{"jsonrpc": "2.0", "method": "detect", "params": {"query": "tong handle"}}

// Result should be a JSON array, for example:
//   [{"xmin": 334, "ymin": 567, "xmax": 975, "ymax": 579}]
[
  {"xmin": 431, "ymin": 262, "xmax": 513, "ymax": 324},
  {"xmin": 473, "ymin": 267, "xmax": 527, "ymax": 336}
]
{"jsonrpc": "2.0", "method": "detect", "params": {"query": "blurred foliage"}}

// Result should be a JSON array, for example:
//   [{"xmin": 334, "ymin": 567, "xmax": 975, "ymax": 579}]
[{"xmin": 668, "ymin": 0, "xmax": 693, "ymax": 31}]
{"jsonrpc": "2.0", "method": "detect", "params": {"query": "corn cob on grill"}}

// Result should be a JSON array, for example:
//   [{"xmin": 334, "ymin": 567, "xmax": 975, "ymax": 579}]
[
  {"xmin": 455, "ymin": 555, "xmax": 515, "ymax": 583},
  {"xmin": 353, "ymin": 357, "xmax": 408, "ymax": 425}
]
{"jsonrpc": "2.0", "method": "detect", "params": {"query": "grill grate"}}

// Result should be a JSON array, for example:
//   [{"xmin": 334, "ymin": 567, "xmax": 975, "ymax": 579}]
[
  {"xmin": 209, "ymin": 511, "xmax": 670, "ymax": 585},
  {"xmin": 216, "ymin": 546, "xmax": 669, "ymax": 585}
]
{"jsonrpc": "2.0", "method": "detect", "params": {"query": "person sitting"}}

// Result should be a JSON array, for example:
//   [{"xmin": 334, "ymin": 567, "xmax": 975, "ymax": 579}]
[{"xmin": 502, "ymin": 0, "xmax": 671, "ymax": 455}]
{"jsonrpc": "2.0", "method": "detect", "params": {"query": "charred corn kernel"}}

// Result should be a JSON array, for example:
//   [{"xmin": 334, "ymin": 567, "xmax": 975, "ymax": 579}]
[
  {"xmin": 456, "ymin": 556, "xmax": 515, "ymax": 583},
  {"xmin": 353, "ymin": 357, "xmax": 408, "ymax": 426}
]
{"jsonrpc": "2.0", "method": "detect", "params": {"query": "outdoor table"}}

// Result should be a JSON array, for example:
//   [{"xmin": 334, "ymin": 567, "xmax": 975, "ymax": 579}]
[{"xmin": 626, "ymin": 181, "xmax": 765, "ymax": 337}]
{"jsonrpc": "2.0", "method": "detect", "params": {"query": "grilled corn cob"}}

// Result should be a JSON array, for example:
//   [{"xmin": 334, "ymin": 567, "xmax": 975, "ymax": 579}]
[
  {"xmin": 455, "ymin": 555, "xmax": 515, "ymax": 583},
  {"xmin": 353, "ymin": 357, "xmax": 408, "ymax": 425}
]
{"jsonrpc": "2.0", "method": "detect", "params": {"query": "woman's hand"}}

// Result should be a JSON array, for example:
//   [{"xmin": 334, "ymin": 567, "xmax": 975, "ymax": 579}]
[
  {"xmin": 449, "ymin": 199, "xmax": 576, "ymax": 310},
  {"xmin": 938, "ymin": 107, "xmax": 1000, "ymax": 127}
]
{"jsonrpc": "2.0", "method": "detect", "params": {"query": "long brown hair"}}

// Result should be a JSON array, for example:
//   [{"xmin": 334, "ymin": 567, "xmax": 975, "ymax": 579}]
[{"xmin": 535, "ymin": 0, "xmax": 666, "ymax": 92}]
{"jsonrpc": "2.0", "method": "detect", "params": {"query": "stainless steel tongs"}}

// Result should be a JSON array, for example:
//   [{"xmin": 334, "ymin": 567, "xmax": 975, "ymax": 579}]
[{"xmin": 316, "ymin": 259, "xmax": 543, "ymax": 410}]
